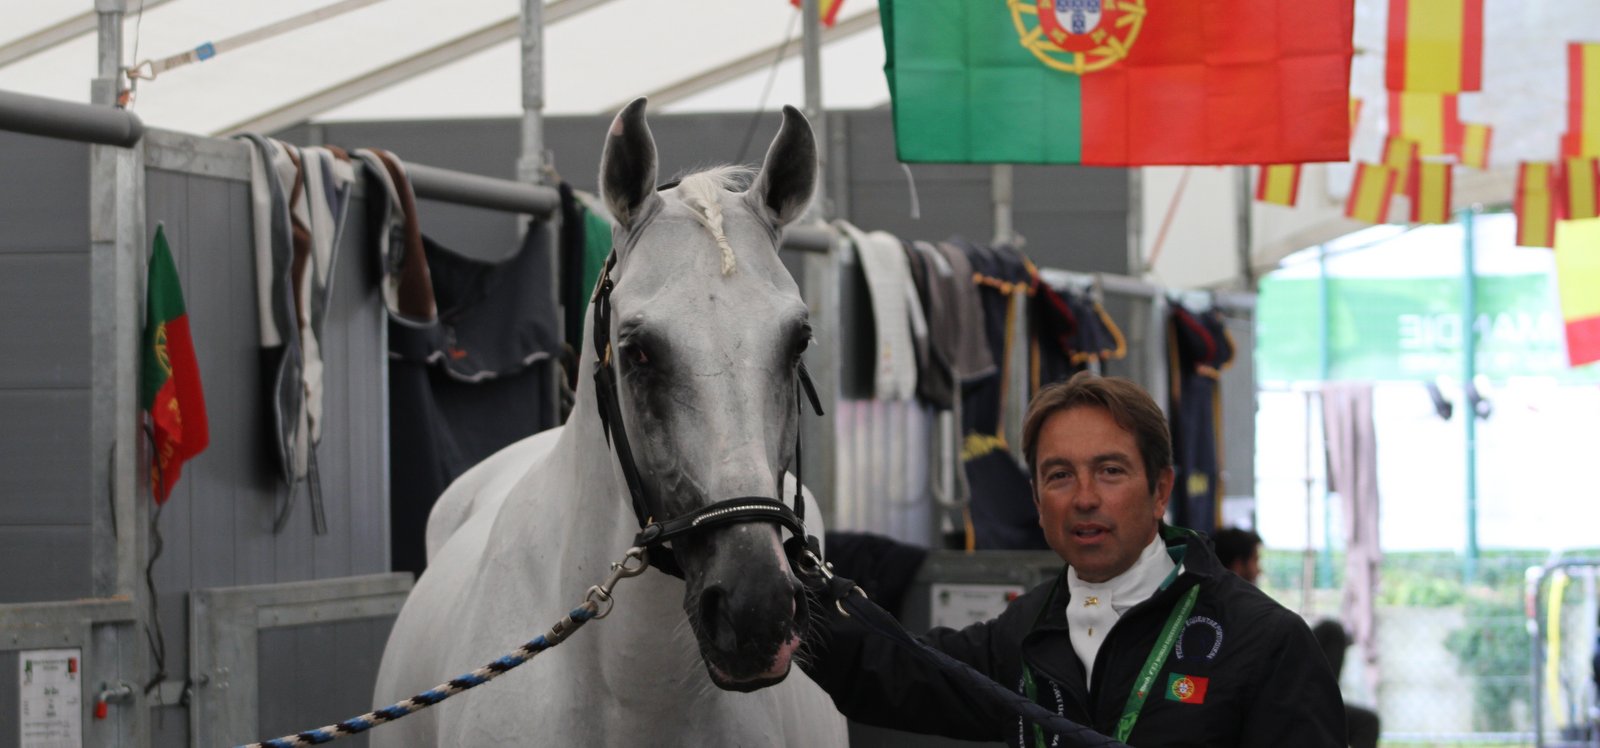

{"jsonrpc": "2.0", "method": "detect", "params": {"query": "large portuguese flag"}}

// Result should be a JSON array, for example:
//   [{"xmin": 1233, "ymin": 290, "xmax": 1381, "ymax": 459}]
[
  {"xmin": 881, "ymin": 0, "xmax": 1355, "ymax": 165},
  {"xmin": 139, "ymin": 225, "xmax": 209, "ymax": 504}
]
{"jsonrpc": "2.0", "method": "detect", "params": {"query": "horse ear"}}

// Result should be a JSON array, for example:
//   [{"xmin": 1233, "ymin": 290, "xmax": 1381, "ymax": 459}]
[
  {"xmin": 748, "ymin": 105, "xmax": 817, "ymax": 228},
  {"xmin": 600, "ymin": 97, "xmax": 658, "ymax": 230}
]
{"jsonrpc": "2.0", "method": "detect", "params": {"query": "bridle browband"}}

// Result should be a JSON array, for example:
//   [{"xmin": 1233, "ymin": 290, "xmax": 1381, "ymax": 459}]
[{"xmin": 589, "ymin": 250, "xmax": 824, "ymax": 579}]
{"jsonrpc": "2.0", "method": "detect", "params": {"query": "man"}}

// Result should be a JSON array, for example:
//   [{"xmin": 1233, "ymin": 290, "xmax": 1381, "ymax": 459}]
[
  {"xmin": 1311, "ymin": 620, "xmax": 1380, "ymax": 748},
  {"xmin": 807, "ymin": 373, "xmax": 1345, "ymax": 746},
  {"xmin": 1213, "ymin": 526, "xmax": 1264, "ymax": 585}
]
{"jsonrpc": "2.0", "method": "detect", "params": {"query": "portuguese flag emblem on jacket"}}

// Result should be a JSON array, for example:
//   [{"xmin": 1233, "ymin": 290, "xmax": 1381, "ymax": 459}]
[{"xmin": 139, "ymin": 225, "xmax": 209, "ymax": 504}]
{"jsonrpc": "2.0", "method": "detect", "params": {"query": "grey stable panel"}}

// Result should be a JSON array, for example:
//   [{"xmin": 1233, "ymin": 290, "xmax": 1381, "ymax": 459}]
[
  {"xmin": 255, "ymin": 617, "xmax": 395, "ymax": 748},
  {"xmin": 0, "ymin": 526, "xmax": 92, "ymax": 603},
  {"xmin": 0, "ymin": 253, "xmax": 90, "ymax": 388},
  {"xmin": 842, "ymin": 109, "xmax": 1132, "ymax": 276},
  {"xmin": 142, "ymin": 164, "xmax": 389, "ymax": 644},
  {"xmin": 291, "ymin": 111, "xmax": 1132, "ymax": 278},
  {"xmin": 0, "ymin": 131, "xmax": 89, "ymax": 253},
  {"xmin": 0, "ymin": 391, "xmax": 90, "ymax": 525}
]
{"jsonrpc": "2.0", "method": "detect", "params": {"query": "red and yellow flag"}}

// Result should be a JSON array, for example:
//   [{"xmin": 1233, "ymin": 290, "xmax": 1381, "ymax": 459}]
[
  {"xmin": 1553, "ymin": 218, "xmax": 1600, "ymax": 367},
  {"xmin": 1255, "ymin": 164, "xmax": 1302, "ymax": 207},
  {"xmin": 1515, "ymin": 162, "xmax": 1559, "ymax": 248},
  {"xmin": 1567, "ymin": 157, "xmax": 1600, "ymax": 221},
  {"xmin": 1345, "ymin": 163, "xmax": 1398, "ymax": 225},
  {"xmin": 1409, "ymin": 161, "xmax": 1453, "ymax": 224},
  {"xmin": 1383, "ymin": 136, "xmax": 1418, "ymax": 191},
  {"xmin": 1460, "ymin": 122, "xmax": 1493, "ymax": 169},
  {"xmin": 1386, "ymin": 0, "xmax": 1484, "ymax": 93},
  {"xmin": 139, "ymin": 226, "xmax": 210, "ymax": 503},
  {"xmin": 1389, "ymin": 92, "xmax": 1462, "ymax": 156},
  {"xmin": 1564, "ymin": 43, "xmax": 1600, "ymax": 158},
  {"xmin": 788, "ymin": 0, "xmax": 844, "ymax": 27}
]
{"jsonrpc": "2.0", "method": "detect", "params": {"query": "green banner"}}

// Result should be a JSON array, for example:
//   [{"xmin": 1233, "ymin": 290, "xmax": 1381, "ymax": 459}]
[{"xmin": 1257, "ymin": 273, "xmax": 1598, "ymax": 382}]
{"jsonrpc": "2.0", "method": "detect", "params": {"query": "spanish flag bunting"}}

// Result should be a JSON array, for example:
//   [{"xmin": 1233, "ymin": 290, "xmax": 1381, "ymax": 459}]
[
  {"xmin": 1388, "ymin": 92, "xmax": 1462, "ymax": 156},
  {"xmin": 1409, "ymin": 161, "xmax": 1453, "ymax": 224},
  {"xmin": 1385, "ymin": 0, "xmax": 1484, "ymax": 93},
  {"xmin": 1345, "ymin": 163, "xmax": 1397, "ymax": 225},
  {"xmin": 1566, "ymin": 157, "xmax": 1600, "ymax": 220},
  {"xmin": 1255, "ymin": 164, "xmax": 1302, "ymax": 207},
  {"xmin": 1553, "ymin": 218, "xmax": 1600, "ymax": 367},
  {"xmin": 1564, "ymin": 43, "xmax": 1600, "ymax": 158},
  {"xmin": 1383, "ymin": 136, "xmax": 1418, "ymax": 191},
  {"xmin": 1460, "ymin": 122, "xmax": 1492, "ymax": 169},
  {"xmin": 788, "ymin": 0, "xmax": 844, "ymax": 27},
  {"xmin": 1515, "ymin": 162, "xmax": 1558, "ymax": 248}
]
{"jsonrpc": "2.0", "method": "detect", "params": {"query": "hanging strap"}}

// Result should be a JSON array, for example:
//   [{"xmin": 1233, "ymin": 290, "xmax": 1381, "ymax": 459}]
[{"xmin": 127, "ymin": 0, "xmax": 384, "ymax": 80}]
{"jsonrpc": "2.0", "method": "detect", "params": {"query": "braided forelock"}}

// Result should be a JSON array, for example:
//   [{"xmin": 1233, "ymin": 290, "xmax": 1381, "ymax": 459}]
[{"xmin": 676, "ymin": 166, "xmax": 754, "ymax": 276}]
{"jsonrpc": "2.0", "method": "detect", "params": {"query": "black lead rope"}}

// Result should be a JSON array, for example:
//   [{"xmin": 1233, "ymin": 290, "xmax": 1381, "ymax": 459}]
[{"xmin": 799, "ymin": 562, "xmax": 1129, "ymax": 748}]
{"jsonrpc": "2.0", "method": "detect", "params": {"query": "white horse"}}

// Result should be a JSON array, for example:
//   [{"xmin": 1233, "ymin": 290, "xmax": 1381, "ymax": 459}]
[{"xmin": 372, "ymin": 99, "xmax": 849, "ymax": 747}]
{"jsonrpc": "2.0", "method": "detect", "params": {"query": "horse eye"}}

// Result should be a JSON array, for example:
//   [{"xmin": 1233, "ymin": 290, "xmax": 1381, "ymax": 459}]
[{"xmin": 621, "ymin": 342, "xmax": 650, "ymax": 366}]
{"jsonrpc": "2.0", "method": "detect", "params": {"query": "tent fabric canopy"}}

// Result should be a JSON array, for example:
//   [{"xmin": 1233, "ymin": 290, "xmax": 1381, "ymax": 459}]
[
  {"xmin": 6, "ymin": 0, "xmax": 1600, "ymax": 284},
  {"xmin": 0, "ymin": 0, "xmax": 889, "ymax": 137}
]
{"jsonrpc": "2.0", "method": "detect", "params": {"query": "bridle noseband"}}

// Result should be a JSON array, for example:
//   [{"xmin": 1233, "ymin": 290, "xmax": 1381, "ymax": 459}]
[{"xmin": 589, "ymin": 252, "xmax": 824, "ymax": 579}]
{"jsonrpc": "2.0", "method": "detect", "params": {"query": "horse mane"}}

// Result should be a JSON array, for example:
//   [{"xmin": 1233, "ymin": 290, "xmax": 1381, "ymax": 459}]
[{"xmin": 675, "ymin": 165, "xmax": 754, "ymax": 276}]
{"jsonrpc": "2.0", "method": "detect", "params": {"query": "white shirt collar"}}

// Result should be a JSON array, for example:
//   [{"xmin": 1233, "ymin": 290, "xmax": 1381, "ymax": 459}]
[{"xmin": 1064, "ymin": 534, "xmax": 1176, "ymax": 681}]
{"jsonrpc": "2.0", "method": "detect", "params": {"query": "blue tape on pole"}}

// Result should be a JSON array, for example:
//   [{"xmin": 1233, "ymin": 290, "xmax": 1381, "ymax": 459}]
[{"xmin": 195, "ymin": 42, "xmax": 217, "ymax": 60}]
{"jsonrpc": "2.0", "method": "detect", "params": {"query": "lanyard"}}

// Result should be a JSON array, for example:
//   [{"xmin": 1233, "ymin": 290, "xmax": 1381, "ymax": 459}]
[
  {"xmin": 1021, "ymin": 580, "xmax": 1199, "ymax": 747},
  {"xmin": 1112, "ymin": 584, "xmax": 1199, "ymax": 742}
]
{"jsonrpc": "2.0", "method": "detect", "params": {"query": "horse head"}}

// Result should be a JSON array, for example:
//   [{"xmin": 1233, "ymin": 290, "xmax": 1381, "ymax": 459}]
[{"xmin": 595, "ymin": 97, "xmax": 818, "ymax": 692}]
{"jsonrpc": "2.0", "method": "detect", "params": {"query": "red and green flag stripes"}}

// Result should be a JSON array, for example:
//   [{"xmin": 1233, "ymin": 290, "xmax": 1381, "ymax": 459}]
[
  {"xmin": 880, "ymin": 0, "xmax": 1354, "ymax": 165},
  {"xmin": 139, "ymin": 225, "xmax": 209, "ymax": 504}
]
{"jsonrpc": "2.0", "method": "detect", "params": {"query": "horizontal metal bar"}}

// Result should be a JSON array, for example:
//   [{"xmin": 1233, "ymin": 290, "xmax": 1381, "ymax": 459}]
[
  {"xmin": 780, "ymin": 223, "xmax": 835, "ymax": 254},
  {"xmin": 0, "ymin": 89, "xmax": 143, "ymax": 147},
  {"xmin": 406, "ymin": 161, "xmax": 557, "ymax": 217}
]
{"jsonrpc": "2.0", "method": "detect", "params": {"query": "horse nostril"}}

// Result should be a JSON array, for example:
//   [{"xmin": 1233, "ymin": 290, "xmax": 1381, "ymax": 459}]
[
  {"xmin": 791, "ymin": 586, "xmax": 807, "ymax": 624},
  {"xmin": 698, "ymin": 587, "xmax": 737, "ymax": 652}
]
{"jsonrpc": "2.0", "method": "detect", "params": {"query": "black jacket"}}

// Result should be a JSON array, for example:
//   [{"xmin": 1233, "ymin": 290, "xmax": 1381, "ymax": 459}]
[{"xmin": 807, "ymin": 526, "xmax": 1347, "ymax": 747}]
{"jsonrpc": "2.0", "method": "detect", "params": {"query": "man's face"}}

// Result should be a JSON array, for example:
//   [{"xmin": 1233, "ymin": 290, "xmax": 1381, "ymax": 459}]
[
  {"xmin": 1033, "ymin": 406, "xmax": 1172, "ymax": 583},
  {"xmin": 1232, "ymin": 545, "xmax": 1262, "ymax": 585}
]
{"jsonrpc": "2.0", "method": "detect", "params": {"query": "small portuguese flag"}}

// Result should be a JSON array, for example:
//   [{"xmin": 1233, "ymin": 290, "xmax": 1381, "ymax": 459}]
[
  {"xmin": 139, "ymin": 225, "xmax": 209, "ymax": 504},
  {"xmin": 880, "ymin": 0, "xmax": 1354, "ymax": 165}
]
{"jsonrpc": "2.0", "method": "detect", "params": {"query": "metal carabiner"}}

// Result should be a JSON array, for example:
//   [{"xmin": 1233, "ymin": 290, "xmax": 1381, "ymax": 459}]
[{"xmin": 584, "ymin": 547, "xmax": 649, "ymax": 619}]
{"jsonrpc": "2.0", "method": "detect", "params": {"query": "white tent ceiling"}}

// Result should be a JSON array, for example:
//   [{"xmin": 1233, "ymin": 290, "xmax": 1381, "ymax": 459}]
[
  {"xmin": 7, "ymin": 0, "xmax": 1600, "ymax": 289},
  {"xmin": 0, "ymin": 0, "xmax": 889, "ymax": 137}
]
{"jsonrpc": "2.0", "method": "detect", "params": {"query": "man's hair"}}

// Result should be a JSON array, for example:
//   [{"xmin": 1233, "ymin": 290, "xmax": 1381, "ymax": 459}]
[
  {"xmin": 1021, "ymin": 372, "xmax": 1172, "ymax": 494},
  {"xmin": 1213, "ymin": 527, "xmax": 1263, "ymax": 569}
]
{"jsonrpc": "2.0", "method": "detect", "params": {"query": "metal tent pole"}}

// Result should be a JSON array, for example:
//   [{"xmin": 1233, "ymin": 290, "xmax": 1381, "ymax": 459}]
[
  {"xmin": 1462, "ymin": 207, "xmax": 1480, "ymax": 583},
  {"xmin": 519, "ymin": 0, "xmax": 560, "ymax": 424},
  {"xmin": 90, "ymin": 0, "xmax": 149, "ymax": 742},
  {"xmin": 797, "ymin": 0, "xmax": 840, "ymax": 526}
]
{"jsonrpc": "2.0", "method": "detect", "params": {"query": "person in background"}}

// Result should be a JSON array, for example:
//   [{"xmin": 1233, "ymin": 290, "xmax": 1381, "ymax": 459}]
[
  {"xmin": 1311, "ymin": 619, "xmax": 1380, "ymax": 748},
  {"xmin": 806, "ymin": 373, "xmax": 1345, "ymax": 746},
  {"xmin": 1213, "ymin": 526, "xmax": 1263, "ymax": 585}
]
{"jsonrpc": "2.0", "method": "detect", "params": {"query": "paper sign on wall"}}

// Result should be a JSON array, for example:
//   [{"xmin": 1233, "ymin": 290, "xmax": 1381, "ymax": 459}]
[
  {"xmin": 930, "ymin": 583, "xmax": 1025, "ymax": 629},
  {"xmin": 18, "ymin": 648, "xmax": 82, "ymax": 748}
]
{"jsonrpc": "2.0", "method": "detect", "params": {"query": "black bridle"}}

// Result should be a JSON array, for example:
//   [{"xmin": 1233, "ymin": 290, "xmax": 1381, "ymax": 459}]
[{"xmin": 589, "ymin": 252, "xmax": 824, "ymax": 579}]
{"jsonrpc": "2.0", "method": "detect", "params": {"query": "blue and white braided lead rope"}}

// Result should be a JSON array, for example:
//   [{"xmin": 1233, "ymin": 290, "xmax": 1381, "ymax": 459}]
[{"xmin": 239, "ymin": 603, "xmax": 600, "ymax": 748}]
